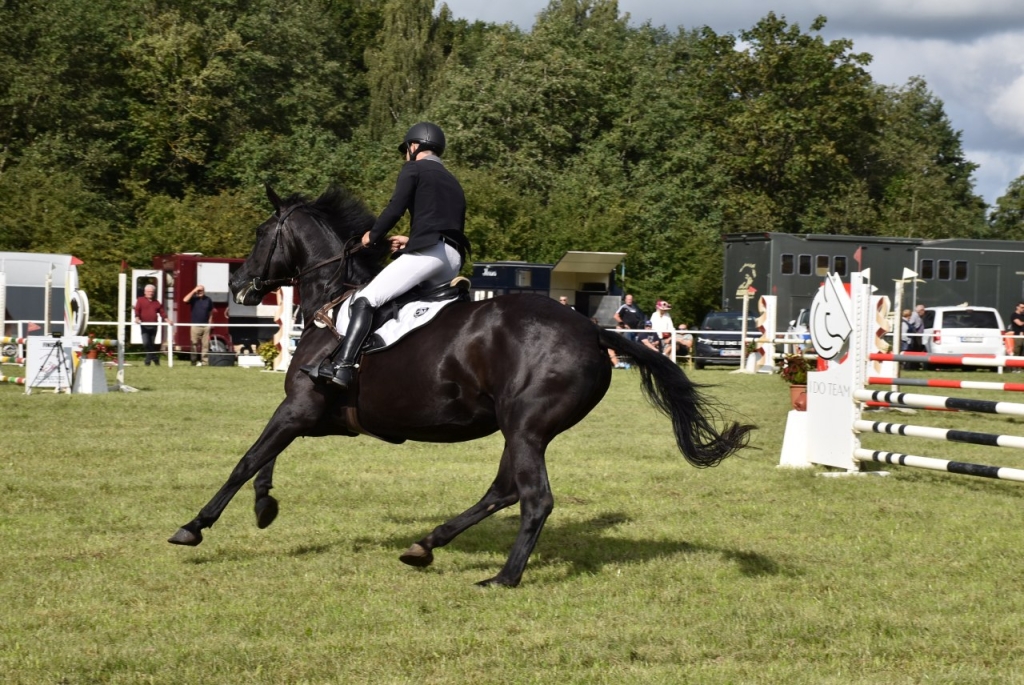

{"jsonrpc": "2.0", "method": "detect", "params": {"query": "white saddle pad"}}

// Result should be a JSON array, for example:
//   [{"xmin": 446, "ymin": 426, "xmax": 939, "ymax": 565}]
[{"xmin": 318, "ymin": 290, "xmax": 462, "ymax": 353}]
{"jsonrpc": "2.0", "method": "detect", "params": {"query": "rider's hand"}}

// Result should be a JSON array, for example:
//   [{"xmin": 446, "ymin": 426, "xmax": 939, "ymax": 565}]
[
  {"xmin": 361, "ymin": 231, "xmax": 372, "ymax": 247},
  {"xmin": 389, "ymin": 236, "xmax": 409, "ymax": 253}
]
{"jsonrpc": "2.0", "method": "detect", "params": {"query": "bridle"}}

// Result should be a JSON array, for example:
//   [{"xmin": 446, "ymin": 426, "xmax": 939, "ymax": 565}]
[{"xmin": 246, "ymin": 204, "xmax": 365, "ymax": 294}]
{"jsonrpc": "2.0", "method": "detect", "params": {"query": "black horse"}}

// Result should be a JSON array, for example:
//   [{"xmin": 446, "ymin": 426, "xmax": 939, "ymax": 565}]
[{"xmin": 168, "ymin": 186, "xmax": 754, "ymax": 587}]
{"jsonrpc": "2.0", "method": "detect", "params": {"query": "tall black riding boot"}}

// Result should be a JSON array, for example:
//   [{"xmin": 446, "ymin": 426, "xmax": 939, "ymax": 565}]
[
  {"xmin": 300, "ymin": 297, "xmax": 375, "ymax": 389},
  {"xmin": 329, "ymin": 297, "xmax": 375, "ymax": 389},
  {"xmin": 299, "ymin": 337, "xmax": 345, "ymax": 383}
]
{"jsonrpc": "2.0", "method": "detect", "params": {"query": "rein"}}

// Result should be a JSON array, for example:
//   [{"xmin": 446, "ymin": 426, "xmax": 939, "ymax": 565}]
[{"xmin": 248, "ymin": 206, "xmax": 365, "ymax": 293}]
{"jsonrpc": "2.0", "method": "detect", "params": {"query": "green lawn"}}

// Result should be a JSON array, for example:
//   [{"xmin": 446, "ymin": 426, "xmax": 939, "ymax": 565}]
[{"xmin": 2, "ymin": 364, "xmax": 1024, "ymax": 683}]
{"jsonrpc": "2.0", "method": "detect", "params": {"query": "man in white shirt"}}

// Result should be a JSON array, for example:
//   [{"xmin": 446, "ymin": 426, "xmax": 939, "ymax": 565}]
[{"xmin": 650, "ymin": 299, "xmax": 674, "ymax": 356}]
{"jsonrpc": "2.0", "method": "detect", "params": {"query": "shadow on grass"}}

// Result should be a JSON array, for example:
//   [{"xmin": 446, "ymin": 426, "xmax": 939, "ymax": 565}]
[
  {"xmin": 183, "ymin": 541, "xmax": 339, "ymax": 564},
  {"xmin": 178, "ymin": 511, "xmax": 785, "ymax": 579},
  {"xmin": 361, "ymin": 511, "xmax": 786, "ymax": 581}
]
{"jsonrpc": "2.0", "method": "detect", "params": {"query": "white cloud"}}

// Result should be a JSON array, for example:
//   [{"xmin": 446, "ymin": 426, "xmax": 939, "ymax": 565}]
[
  {"xmin": 967, "ymin": 149, "xmax": 1024, "ymax": 204},
  {"xmin": 989, "ymin": 74, "xmax": 1024, "ymax": 136}
]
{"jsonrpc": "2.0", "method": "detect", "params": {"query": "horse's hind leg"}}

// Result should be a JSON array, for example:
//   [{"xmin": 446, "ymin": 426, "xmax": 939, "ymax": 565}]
[
  {"xmin": 400, "ymin": 443, "xmax": 520, "ymax": 567},
  {"xmin": 253, "ymin": 459, "xmax": 279, "ymax": 529},
  {"xmin": 475, "ymin": 433, "xmax": 552, "ymax": 588}
]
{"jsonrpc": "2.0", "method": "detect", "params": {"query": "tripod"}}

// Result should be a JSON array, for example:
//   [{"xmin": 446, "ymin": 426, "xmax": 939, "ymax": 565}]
[{"xmin": 28, "ymin": 334, "xmax": 72, "ymax": 395}]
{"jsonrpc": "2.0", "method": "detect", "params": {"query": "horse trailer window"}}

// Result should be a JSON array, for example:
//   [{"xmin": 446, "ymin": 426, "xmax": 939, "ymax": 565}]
[
  {"xmin": 815, "ymin": 255, "xmax": 829, "ymax": 276},
  {"xmin": 954, "ymin": 260, "xmax": 968, "ymax": 280},
  {"xmin": 798, "ymin": 254, "xmax": 812, "ymax": 275},
  {"xmin": 833, "ymin": 255, "xmax": 847, "ymax": 276},
  {"xmin": 781, "ymin": 253, "xmax": 795, "ymax": 275},
  {"xmin": 938, "ymin": 260, "xmax": 951, "ymax": 280},
  {"xmin": 515, "ymin": 269, "xmax": 532, "ymax": 287},
  {"xmin": 919, "ymin": 260, "xmax": 933, "ymax": 279}
]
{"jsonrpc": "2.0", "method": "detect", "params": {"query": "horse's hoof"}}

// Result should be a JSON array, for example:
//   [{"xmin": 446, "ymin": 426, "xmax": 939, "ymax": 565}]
[
  {"xmin": 168, "ymin": 527, "xmax": 203, "ymax": 546},
  {"xmin": 475, "ymin": 576, "xmax": 518, "ymax": 588},
  {"xmin": 255, "ymin": 496, "xmax": 279, "ymax": 529},
  {"xmin": 399, "ymin": 543, "xmax": 434, "ymax": 567}
]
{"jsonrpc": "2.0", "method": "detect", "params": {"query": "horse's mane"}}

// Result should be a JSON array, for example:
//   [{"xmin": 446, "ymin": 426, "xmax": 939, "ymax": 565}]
[
  {"xmin": 283, "ymin": 186, "xmax": 376, "ymax": 240},
  {"xmin": 279, "ymin": 185, "xmax": 387, "ymax": 287}
]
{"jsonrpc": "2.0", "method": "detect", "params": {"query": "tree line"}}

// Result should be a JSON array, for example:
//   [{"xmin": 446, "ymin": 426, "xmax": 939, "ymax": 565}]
[{"xmin": 2, "ymin": 0, "xmax": 1023, "ymax": 324}]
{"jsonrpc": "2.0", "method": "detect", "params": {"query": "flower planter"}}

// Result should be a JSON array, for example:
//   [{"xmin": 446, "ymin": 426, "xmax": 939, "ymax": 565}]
[{"xmin": 789, "ymin": 384, "xmax": 807, "ymax": 412}]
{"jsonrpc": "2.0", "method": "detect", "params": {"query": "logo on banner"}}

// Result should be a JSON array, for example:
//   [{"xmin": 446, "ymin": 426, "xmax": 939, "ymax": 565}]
[{"xmin": 809, "ymin": 273, "xmax": 852, "ymax": 361}]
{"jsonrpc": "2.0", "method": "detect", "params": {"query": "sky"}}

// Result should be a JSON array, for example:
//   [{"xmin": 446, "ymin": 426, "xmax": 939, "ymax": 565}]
[{"xmin": 440, "ymin": 0, "xmax": 1024, "ymax": 211}]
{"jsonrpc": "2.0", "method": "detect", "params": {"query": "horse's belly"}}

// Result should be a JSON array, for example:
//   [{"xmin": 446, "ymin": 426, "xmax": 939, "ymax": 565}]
[
  {"xmin": 359, "ymin": 407, "xmax": 499, "ymax": 443},
  {"xmin": 357, "ymin": 375, "xmax": 499, "ymax": 443}
]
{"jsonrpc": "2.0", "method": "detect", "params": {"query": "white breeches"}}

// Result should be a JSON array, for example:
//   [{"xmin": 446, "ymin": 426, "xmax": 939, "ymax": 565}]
[{"xmin": 357, "ymin": 239, "xmax": 462, "ymax": 308}]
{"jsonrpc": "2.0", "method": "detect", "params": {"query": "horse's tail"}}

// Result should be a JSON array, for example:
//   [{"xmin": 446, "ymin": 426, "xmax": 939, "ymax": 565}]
[{"xmin": 599, "ymin": 329, "xmax": 754, "ymax": 468}]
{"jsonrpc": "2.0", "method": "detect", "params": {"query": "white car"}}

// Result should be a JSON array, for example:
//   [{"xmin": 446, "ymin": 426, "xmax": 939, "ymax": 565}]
[
  {"xmin": 786, "ymin": 308, "xmax": 811, "ymax": 353},
  {"xmin": 921, "ymin": 306, "xmax": 1005, "ymax": 358}
]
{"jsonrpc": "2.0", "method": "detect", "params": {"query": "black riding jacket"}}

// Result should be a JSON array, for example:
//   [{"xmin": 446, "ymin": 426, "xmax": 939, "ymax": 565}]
[{"xmin": 368, "ymin": 157, "xmax": 471, "ymax": 258}]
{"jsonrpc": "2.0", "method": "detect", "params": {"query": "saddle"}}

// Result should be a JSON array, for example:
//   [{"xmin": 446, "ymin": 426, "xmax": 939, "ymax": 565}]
[{"xmin": 314, "ymin": 276, "xmax": 471, "ymax": 347}]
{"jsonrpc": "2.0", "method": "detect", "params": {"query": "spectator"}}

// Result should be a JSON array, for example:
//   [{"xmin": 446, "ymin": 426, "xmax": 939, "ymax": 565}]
[
  {"xmin": 650, "ymin": 299, "xmax": 674, "ymax": 356},
  {"xmin": 612, "ymin": 322, "xmax": 632, "ymax": 368},
  {"xmin": 674, "ymin": 323, "xmax": 693, "ymax": 358},
  {"xmin": 593, "ymin": 318, "xmax": 623, "ymax": 368},
  {"xmin": 900, "ymin": 309, "xmax": 912, "ymax": 352},
  {"xmin": 134, "ymin": 284, "xmax": 167, "ymax": 366},
  {"xmin": 558, "ymin": 296, "xmax": 575, "ymax": 310},
  {"xmin": 183, "ymin": 284, "xmax": 214, "ymax": 366},
  {"xmin": 613, "ymin": 294, "xmax": 644, "ymax": 341},
  {"xmin": 637, "ymin": 320, "xmax": 661, "ymax": 352},
  {"xmin": 1008, "ymin": 302, "xmax": 1024, "ymax": 364},
  {"xmin": 908, "ymin": 304, "xmax": 925, "ymax": 352}
]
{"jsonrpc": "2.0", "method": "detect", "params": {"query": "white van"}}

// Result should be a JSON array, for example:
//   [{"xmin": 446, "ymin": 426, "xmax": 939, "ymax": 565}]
[{"xmin": 921, "ymin": 306, "xmax": 1005, "ymax": 357}]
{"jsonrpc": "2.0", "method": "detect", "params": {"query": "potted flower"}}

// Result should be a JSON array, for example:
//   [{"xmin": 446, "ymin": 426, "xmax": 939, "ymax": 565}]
[
  {"xmin": 257, "ymin": 341, "xmax": 280, "ymax": 370},
  {"xmin": 81, "ymin": 336, "xmax": 114, "ymax": 361},
  {"xmin": 780, "ymin": 353, "xmax": 810, "ymax": 411}
]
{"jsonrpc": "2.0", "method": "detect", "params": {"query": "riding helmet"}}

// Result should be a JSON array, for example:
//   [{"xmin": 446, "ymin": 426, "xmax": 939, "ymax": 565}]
[{"xmin": 399, "ymin": 122, "xmax": 446, "ymax": 157}]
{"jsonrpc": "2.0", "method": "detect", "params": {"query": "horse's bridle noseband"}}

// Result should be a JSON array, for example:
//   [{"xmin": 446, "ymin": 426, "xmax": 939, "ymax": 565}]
[{"xmin": 247, "ymin": 205, "xmax": 364, "ymax": 294}]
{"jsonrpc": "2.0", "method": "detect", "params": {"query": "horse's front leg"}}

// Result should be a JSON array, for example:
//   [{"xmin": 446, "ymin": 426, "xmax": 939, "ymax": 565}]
[
  {"xmin": 168, "ymin": 401, "xmax": 311, "ymax": 546},
  {"xmin": 253, "ymin": 459, "xmax": 279, "ymax": 530}
]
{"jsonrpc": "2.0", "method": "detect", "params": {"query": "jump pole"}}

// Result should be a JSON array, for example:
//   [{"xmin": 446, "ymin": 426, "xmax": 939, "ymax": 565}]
[
  {"xmin": 43, "ymin": 264, "xmax": 53, "ymax": 336},
  {"xmin": 855, "ymin": 449, "xmax": 1024, "ymax": 483},
  {"xmin": 0, "ymin": 270, "xmax": 6, "ymax": 339},
  {"xmin": 870, "ymin": 352, "xmax": 1024, "ymax": 369},
  {"xmin": 116, "ymin": 271, "xmax": 137, "ymax": 392},
  {"xmin": 868, "ymin": 376, "xmax": 1024, "ymax": 393}
]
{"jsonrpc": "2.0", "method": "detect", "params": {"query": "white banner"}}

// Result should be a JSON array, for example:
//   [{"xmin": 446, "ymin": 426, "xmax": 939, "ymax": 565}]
[{"xmin": 25, "ymin": 336, "xmax": 74, "ymax": 393}]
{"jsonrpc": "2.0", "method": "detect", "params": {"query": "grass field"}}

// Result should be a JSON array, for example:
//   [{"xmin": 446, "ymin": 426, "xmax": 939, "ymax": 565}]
[{"xmin": 3, "ymin": 363, "xmax": 1024, "ymax": 683}]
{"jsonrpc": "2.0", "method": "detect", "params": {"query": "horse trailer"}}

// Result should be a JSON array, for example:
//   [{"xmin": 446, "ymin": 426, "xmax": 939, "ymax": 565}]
[
  {"xmin": 149, "ymin": 253, "xmax": 293, "ymax": 363},
  {"xmin": 1, "ymin": 251, "xmax": 83, "ymax": 342},
  {"xmin": 471, "ymin": 251, "xmax": 626, "ymax": 325},
  {"xmin": 722, "ymin": 233, "xmax": 1024, "ymax": 327}
]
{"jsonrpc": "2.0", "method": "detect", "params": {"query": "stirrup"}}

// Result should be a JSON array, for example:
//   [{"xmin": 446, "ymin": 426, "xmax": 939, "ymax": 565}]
[
  {"xmin": 300, "ymin": 360, "xmax": 337, "ymax": 384},
  {"xmin": 329, "ymin": 364, "xmax": 358, "ymax": 389}
]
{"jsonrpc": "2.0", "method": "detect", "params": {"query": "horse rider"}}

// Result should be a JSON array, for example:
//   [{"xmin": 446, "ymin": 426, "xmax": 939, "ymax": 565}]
[{"xmin": 301, "ymin": 121, "xmax": 471, "ymax": 389}]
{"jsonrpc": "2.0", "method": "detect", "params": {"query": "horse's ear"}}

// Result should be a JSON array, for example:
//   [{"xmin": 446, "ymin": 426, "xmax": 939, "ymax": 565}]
[{"xmin": 265, "ymin": 184, "xmax": 282, "ymax": 212}]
